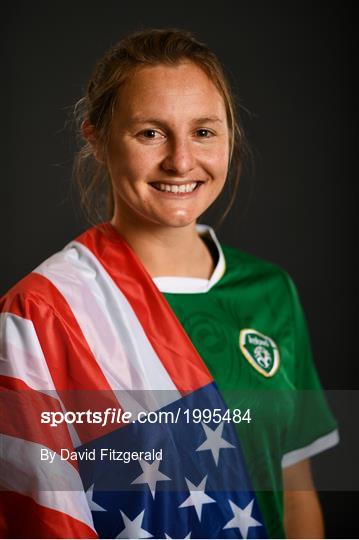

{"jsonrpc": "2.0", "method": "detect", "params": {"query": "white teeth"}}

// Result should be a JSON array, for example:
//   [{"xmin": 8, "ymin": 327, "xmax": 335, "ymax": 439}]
[{"xmin": 154, "ymin": 182, "xmax": 198, "ymax": 193}]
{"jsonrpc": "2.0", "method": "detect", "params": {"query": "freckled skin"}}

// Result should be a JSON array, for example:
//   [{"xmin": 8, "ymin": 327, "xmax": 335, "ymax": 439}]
[{"xmin": 106, "ymin": 62, "xmax": 230, "ymax": 230}]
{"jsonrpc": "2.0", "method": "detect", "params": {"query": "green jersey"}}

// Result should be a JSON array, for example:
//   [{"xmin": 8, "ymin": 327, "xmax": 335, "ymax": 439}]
[{"xmin": 154, "ymin": 225, "xmax": 338, "ymax": 538}]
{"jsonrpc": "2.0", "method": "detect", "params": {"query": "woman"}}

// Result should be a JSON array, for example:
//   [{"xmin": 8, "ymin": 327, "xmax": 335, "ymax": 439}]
[{"xmin": 0, "ymin": 29, "xmax": 338, "ymax": 539}]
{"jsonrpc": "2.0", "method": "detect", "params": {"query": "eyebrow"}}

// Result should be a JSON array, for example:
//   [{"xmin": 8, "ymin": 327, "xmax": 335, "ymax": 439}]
[
  {"xmin": 130, "ymin": 115, "xmax": 224, "ymax": 126},
  {"xmin": 193, "ymin": 116, "xmax": 224, "ymax": 124}
]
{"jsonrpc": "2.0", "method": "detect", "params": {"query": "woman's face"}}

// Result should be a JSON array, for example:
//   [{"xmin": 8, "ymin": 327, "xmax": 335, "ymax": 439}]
[{"xmin": 106, "ymin": 62, "xmax": 230, "ymax": 230}]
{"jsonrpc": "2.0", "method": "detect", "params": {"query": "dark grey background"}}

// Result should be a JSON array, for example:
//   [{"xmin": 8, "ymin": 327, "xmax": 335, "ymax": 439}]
[{"xmin": 1, "ymin": 1, "xmax": 357, "ymax": 537}]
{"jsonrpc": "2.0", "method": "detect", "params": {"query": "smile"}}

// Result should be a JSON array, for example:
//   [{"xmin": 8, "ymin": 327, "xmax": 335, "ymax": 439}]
[{"xmin": 150, "ymin": 181, "xmax": 202, "ymax": 194}]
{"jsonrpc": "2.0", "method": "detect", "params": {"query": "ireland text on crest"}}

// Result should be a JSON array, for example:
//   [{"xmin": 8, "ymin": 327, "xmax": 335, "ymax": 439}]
[{"xmin": 239, "ymin": 329, "xmax": 280, "ymax": 377}]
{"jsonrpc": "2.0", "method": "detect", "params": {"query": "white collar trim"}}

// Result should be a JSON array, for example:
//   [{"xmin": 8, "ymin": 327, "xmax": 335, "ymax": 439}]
[{"xmin": 152, "ymin": 224, "xmax": 225, "ymax": 294}]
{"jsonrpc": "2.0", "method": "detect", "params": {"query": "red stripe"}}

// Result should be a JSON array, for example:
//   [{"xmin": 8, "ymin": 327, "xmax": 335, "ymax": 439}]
[
  {"xmin": 1, "ymin": 274, "xmax": 123, "ymax": 443},
  {"xmin": 76, "ymin": 224, "xmax": 213, "ymax": 394},
  {"xmin": 0, "ymin": 375, "xmax": 77, "ymax": 467},
  {"xmin": 1, "ymin": 274, "xmax": 112, "ymax": 391},
  {"xmin": 0, "ymin": 492, "xmax": 97, "ymax": 538}
]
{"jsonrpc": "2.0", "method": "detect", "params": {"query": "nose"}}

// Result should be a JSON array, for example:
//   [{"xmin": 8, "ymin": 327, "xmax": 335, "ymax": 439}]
[{"xmin": 161, "ymin": 136, "xmax": 196, "ymax": 176}]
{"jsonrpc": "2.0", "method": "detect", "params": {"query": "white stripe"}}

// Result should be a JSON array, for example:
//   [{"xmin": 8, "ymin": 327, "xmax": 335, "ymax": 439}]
[
  {"xmin": 34, "ymin": 241, "xmax": 180, "ymax": 413},
  {"xmin": 0, "ymin": 312, "xmax": 81, "ymax": 448},
  {"xmin": 281, "ymin": 428, "xmax": 339, "ymax": 468},
  {"xmin": 0, "ymin": 434, "xmax": 95, "ymax": 532},
  {"xmin": 0, "ymin": 313, "xmax": 57, "ymax": 395}
]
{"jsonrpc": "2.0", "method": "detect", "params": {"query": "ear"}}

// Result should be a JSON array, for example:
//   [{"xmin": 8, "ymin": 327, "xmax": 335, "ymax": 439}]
[{"xmin": 81, "ymin": 119, "xmax": 105, "ymax": 163}]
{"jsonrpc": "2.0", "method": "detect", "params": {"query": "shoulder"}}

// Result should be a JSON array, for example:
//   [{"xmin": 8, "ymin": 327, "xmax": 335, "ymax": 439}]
[
  {"xmin": 1, "ymin": 271, "xmax": 54, "ymax": 318},
  {"xmin": 217, "ymin": 243, "xmax": 304, "ymax": 320},
  {"xmin": 0, "ymin": 227, "xmax": 96, "ymax": 318},
  {"xmin": 221, "ymin": 243, "xmax": 292, "ymax": 289}
]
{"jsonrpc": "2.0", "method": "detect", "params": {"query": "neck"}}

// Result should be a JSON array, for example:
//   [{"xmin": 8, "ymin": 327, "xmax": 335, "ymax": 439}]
[{"xmin": 110, "ymin": 214, "xmax": 214, "ymax": 279}]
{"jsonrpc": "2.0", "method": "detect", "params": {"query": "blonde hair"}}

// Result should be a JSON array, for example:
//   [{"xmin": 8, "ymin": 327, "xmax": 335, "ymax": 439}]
[{"xmin": 73, "ymin": 28, "xmax": 247, "ymax": 224}]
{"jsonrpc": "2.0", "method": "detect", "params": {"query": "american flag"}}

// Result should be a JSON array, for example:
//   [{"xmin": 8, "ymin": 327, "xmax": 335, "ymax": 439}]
[
  {"xmin": 0, "ymin": 224, "xmax": 267, "ymax": 538},
  {"xmin": 79, "ymin": 383, "xmax": 266, "ymax": 539}
]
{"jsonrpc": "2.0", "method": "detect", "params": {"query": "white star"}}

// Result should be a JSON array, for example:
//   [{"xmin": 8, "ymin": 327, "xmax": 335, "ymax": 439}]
[
  {"xmin": 85, "ymin": 483, "xmax": 106, "ymax": 512},
  {"xmin": 178, "ymin": 475, "xmax": 216, "ymax": 521},
  {"xmin": 165, "ymin": 533, "xmax": 191, "ymax": 539},
  {"xmin": 131, "ymin": 459, "xmax": 171, "ymax": 499},
  {"xmin": 223, "ymin": 499, "xmax": 262, "ymax": 539},
  {"xmin": 196, "ymin": 422, "xmax": 235, "ymax": 465},
  {"xmin": 116, "ymin": 509, "xmax": 153, "ymax": 538}
]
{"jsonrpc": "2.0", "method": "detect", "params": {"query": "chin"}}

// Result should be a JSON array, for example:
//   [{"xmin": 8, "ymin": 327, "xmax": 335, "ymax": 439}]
[{"xmin": 158, "ymin": 210, "xmax": 199, "ymax": 228}]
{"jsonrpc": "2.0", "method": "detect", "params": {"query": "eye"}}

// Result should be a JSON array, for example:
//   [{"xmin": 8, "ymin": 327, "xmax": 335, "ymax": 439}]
[
  {"xmin": 138, "ymin": 129, "xmax": 164, "ymax": 140},
  {"xmin": 195, "ymin": 128, "xmax": 214, "ymax": 138},
  {"xmin": 142, "ymin": 129, "xmax": 157, "ymax": 138}
]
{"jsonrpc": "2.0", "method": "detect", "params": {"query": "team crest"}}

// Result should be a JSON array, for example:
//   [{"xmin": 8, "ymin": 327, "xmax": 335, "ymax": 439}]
[{"xmin": 239, "ymin": 329, "xmax": 280, "ymax": 377}]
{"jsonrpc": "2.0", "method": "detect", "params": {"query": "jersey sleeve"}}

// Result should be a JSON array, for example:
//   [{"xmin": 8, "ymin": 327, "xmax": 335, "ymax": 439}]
[
  {"xmin": 0, "ymin": 283, "xmax": 98, "ymax": 538},
  {"xmin": 281, "ymin": 273, "xmax": 339, "ymax": 468}
]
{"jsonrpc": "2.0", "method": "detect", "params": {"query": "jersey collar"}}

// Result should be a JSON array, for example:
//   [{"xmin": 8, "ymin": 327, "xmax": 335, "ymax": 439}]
[{"xmin": 152, "ymin": 224, "xmax": 225, "ymax": 294}]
